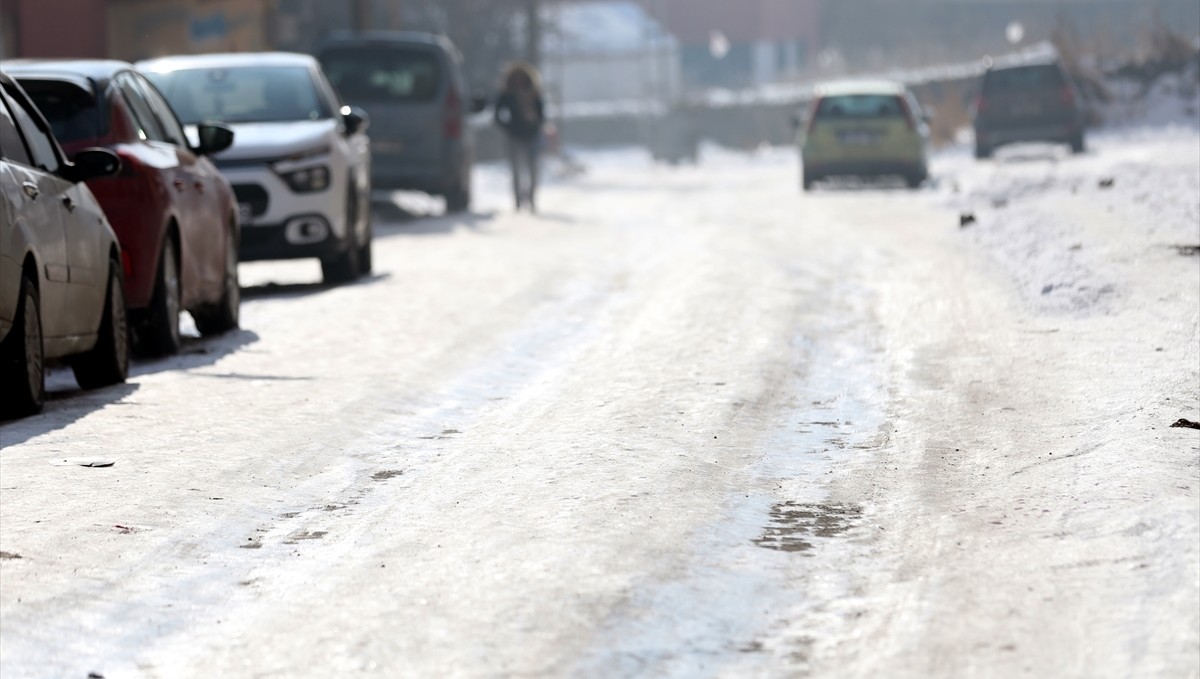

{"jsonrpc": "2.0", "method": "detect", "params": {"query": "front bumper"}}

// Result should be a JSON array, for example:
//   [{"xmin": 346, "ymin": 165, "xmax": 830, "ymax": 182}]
[{"xmin": 219, "ymin": 163, "xmax": 348, "ymax": 261}]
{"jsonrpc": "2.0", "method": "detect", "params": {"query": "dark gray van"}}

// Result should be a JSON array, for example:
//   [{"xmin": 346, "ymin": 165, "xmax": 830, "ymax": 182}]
[
  {"xmin": 317, "ymin": 32, "xmax": 482, "ymax": 212},
  {"xmin": 972, "ymin": 58, "xmax": 1086, "ymax": 159}
]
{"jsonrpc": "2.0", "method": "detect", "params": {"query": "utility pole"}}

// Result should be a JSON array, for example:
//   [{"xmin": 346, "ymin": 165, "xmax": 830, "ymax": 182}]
[
  {"xmin": 525, "ymin": 0, "xmax": 541, "ymax": 67},
  {"xmin": 353, "ymin": 0, "xmax": 372, "ymax": 33}
]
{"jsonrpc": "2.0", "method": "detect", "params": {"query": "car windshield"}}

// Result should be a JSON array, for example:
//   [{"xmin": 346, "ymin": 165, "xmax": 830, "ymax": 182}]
[
  {"xmin": 320, "ymin": 47, "xmax": 441, "ymax": 103},
  {"xmin": 985, "ymin": 65, "xmax": 1065, "ymax": 91},
  {"xmin": 815, "ymin": 94, "xmax": 905, "ymax": 120},
  {"xmin": 18, "ymin": 79, "xmax": 106, "ymax": 144},
  {"xmin": 145, "ymin": 66, "xmax": 329, "ymax": 125}
]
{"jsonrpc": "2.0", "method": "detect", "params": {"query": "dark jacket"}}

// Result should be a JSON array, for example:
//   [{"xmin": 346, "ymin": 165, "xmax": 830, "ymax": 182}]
[{"xmin": 494, "ymin": 91, "xmax": 545, "ymax": 141}]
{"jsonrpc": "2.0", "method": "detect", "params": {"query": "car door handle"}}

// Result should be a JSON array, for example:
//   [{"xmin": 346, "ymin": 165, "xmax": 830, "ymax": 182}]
[
  {"xmin": 194, "ymin": 181, "xmax": 205, "ymax": 193},
  {"xmin": 62, "ymin": 196, "xmax": 75, "ymax": 212},
  {"xmin": 22, "ymin": 182, "xmax": 39, "ymax": 200},
  {"xmin": 173, "ymin": 179, "xmax": 186, "ymax": 191}
]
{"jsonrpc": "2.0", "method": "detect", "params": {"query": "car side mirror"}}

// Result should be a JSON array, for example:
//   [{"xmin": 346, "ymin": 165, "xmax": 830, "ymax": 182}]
[
  {"xmin": 342, "ymin": 105, "xmax": 369, "ymax": 136},
  {"xmin": 470, "ymin": 94, "xmax": 489, "ymax": 114},
  {"xmin": 195, "ymin": 123, "xmax": 235, "ymax": 156},
  {"xmin": 63, "ymin": 148, "xmax": 121, "ymax": 183}
]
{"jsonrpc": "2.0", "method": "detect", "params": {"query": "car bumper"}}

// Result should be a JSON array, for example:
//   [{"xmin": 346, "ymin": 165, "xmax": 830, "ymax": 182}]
[
  {"xmin": 220, "ymin": 164, "xmax": 348, "ymax": 261},
  {"xmin": 238, "ymin": 218, "xmax": 348, "ymax": 262},
  {"xmin": 804, "ymin": 158, "xmax": 927, "ymax": 179},
  {"xmin": 975, "ymin": 121, "xmax": 1081, "ymax": 147},
  {"xmin": 370, "ymin": 147, "xmax": 463, "ymax": 194}
]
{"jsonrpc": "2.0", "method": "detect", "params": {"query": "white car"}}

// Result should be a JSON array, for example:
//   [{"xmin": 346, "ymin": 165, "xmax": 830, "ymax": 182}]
[
  {"xmin": 1, "ymin": 72, "xmax": 128, "ymax": 417},
  {"xmin": 138, "ymin": 53, "xmax": 373, "ymax": 284}
]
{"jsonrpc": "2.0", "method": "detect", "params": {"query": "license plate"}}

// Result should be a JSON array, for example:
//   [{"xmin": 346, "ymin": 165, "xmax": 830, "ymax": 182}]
[
  {"xmin": 238, "ymin": 203, "xmax": 254, "ymax": 224},
  {"xmin": 838, "ymin": 131, "xmax": 880, "ymax": 145}
]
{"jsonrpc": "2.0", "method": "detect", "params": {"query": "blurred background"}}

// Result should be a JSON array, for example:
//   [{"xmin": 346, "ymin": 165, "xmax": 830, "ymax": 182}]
[{"xmin": 2, "ymin": 0, "xmax": 1197, "ymax": 156}]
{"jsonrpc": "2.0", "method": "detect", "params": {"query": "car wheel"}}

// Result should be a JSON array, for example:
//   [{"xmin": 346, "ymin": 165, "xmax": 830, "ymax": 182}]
[
  {"xmin": 445, "ymin": 178, "xmax": 470, "ymax": 213},
  {"xmin": 905, "ymin": 172, "xmax": 926, "ymax": 189},
  {"xmin": 802, "ymin": 171, "xmax": 818, "ymax": 192},
  {"xmin": 974, "ymin": 143, "xmax": 993, "ymax": 160},
  {"xmin": 72, "ymin": 257, "xmax": 129, "ymax": 390},
  {"xmin": 357, "ymin": 216, "xmax": 373, "ymax": 276},
  {"xmin": 137, "ymin": 233, "xmax": 182, "ymax": 356},
  {"xmin": 321, "ymin": 186, "xmax": 362, "ymax": 285},
  {"xmin": 193, "ymin": 224, "xmax": 240, "ymax": 336},
  {"xmin": 1070, "ymin": 134, "xmax": 1086, "ymax": 155},
  {"xmin": 1, "ymin": 274, "xmax": 46, "ymax": 417}
]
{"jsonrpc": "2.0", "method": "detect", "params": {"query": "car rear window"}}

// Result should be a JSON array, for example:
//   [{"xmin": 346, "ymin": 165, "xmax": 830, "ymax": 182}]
[
  {"xmin": 18, "ymin": 79, "xmax": 106, "ymax": 145},
  {"xmin": 815, "ymin": 95, "xmax": 905, "ymax": 120},
  {"xmin": 320, "ymin": 47, "xmax": 442, "ymax": 103},
  {"xmin": 145, "ymin": 66, "xmax": 329, "ymax": 125},
  {"xmin": 984, "ymin": 65, "xmax": 1065, "ymax": 91}
]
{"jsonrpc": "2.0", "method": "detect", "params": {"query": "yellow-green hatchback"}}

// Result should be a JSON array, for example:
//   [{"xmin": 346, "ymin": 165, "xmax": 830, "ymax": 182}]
[{"xmin": 797, "ymin": 80, "xmax": 930, "ymax": 191}]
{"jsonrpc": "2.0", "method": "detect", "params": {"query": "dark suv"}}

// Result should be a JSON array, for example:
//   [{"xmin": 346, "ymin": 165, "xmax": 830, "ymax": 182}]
[
  {"xmin": 972, "ymin": 59, "xmax": 1086, "ymax": 159},
  {"xmin": 316, "ymin": 32, "xmax": 485, "ymax": 213}
]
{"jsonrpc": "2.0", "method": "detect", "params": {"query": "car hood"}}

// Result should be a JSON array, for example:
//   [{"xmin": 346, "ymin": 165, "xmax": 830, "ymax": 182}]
[{"xmin": 204, "ymin": 120, "xmax": 337, "ymax": 162}]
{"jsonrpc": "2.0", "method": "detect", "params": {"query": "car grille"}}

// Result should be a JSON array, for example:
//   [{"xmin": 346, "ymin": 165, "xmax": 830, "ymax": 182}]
[{"xmin": 232, "ymin": 184, "xmax": 269, "ymax": 217}]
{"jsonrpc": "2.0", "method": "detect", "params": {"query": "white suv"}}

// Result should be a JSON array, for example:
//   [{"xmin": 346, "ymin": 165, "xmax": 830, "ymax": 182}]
[{"xmin": 139, "ymin": 53, "xmax": 372, "ymax": 284}]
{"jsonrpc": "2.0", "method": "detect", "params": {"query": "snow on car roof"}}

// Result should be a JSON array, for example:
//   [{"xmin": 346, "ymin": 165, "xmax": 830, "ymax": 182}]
[
  {"xmin": 137, "ymin": 52, "xmax": 318, "ymax": 73},
  {"xmin": 813, "ymin": 80, "xmax": 908, "ymax": 98}
]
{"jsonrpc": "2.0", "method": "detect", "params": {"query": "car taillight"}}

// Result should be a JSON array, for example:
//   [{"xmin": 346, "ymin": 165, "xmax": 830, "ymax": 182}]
[
  {"xmin": 805, "ymin": 97, "xmax": 821, "ymax": 135},
  {"xmin": 443, "ymin": 88, "xmax": 463, "ymax": 139},
  {"xmin": 897, "ymin": 97, "xmax": 916, "ymax": 130},
  {"xmin": 1060, "ymin": 85, "xmax": 1075, "ymax": 106}
]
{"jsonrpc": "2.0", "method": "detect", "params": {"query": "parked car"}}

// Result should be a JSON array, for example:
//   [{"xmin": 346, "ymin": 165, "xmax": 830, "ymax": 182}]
[
  {"xmin": 972, "ymin": 57, "xmax": 1086, "ymax": 159},
  {"xmin": 315, "ymin": 31, "xmax": 485, "ymax": 213},
  {"xmin": 796, "ymin": 80, "xmax": 930, "ymax": 191},
  {"xmin": 7, "ymin": 60, "xmax": 240, "ymax": 357},
  {"xmin": 139, "ymin": 53, "xmax": 373, "ymax": 285},
  {"xmin": 1, "ymin": 72, "xmax": 128, "ymax": 417}
]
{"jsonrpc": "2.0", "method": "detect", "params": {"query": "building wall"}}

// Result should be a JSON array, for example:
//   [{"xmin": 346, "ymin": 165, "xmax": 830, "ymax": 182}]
[
  {"xmin": 2, "ymin": 0, "xmax": 107, "ymax": 58},
  {"xmin": 106, "ymin": 0, "xmax": 272, "ymax": 62}
]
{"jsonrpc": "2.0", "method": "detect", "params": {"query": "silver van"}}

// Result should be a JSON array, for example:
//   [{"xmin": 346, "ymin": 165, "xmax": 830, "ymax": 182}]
[{"xmin": 317, "ymin": 32, "xmax": 484, "ymax": 213}]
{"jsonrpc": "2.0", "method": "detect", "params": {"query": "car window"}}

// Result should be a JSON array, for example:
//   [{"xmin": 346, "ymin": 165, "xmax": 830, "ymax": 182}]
[
  {"xmin": 815, "ymin": 94, "xmax": 905, "ymax": 120},
  {"xmin": 18, "ymin": 79, "xmax": 106, "ymax": 145},
  {"xmin": 133, "ymin": 74, "xmax": 189, "ymax": 148},
  {"xmin": 115, "ymin": 74, "xmax": 167, "ymax": 142},
  {"xmin": 984, "ymin": 65, "xmax": 1065, "ymax": 92},
  {"xmin": 145, "ymin": 66, "xmax": 330, "ymax": 124},
  {"xmin": 0, "ymin": 93, "xmax": 34, "ymax": 167},
  {"xmin": 3, "ymin": 84, "xmax": 60, "ymax": 173},
  {"xmin": 320, "ymin": 47, "xmax": 442, "ymax": 102}
]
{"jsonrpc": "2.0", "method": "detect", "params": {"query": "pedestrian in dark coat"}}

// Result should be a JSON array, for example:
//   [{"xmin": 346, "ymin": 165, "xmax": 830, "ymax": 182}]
[{"xmin": 494, "ymin": 62, "xmax": 546, "ymax": 211}]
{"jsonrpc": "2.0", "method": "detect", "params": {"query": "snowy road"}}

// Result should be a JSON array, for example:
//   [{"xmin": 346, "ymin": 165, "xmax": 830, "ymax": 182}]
[{"xmin": 1, "ymin": 132, "xmax": 1198, "ymax": 678}]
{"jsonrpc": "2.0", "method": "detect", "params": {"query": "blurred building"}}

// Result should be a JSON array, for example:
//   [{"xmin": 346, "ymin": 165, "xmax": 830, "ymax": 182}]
[
  {"xmin": 645, "ymin": 0, "xmax": 822, "ymax": 89},
  {"xmin": 0, "ymin": 0, "xmax": 274, "ymax": 61},
  {"xmin": 542, "ymin": 0, "xmax": 682, "ymax": 107}
]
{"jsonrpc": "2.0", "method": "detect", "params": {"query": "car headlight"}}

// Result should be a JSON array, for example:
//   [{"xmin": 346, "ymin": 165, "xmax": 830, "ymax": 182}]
[{"xmin": 279, "ymin": 165, "xmax": 331, "ymax": 193}]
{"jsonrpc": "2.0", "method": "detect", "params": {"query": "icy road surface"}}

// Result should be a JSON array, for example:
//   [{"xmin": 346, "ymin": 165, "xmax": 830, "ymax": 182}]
[{"xmin": 2, "ymin": 131, "xmax": 1198, "ymax": 678}]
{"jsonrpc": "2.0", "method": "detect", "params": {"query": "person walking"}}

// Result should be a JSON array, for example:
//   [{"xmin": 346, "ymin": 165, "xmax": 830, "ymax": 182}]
[{"xmin": 494, "ymin": 62, "xmax": 546, "ymax": 212}]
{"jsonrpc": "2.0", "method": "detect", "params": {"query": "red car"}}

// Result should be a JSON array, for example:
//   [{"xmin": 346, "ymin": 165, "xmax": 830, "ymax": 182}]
[{"xmin": 9, "ymin": 60, "xmax": 241, "ymax": 356}]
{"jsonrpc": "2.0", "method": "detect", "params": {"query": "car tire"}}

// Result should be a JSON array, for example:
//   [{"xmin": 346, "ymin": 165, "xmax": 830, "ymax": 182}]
[
  {"xmin": 192, "ymin": 224, "xmax": 240, "ymax": 336},
  {"xmin": 905, "ymin": 172, "xmax": 926, "ymax": 189},
  {"xmin": 802, "ymin": 171, "xmax": 817, "ymax": 192},
  {"xmin": 321, "ymin": 186, "xmax": 362, "ymax": 285},
  {"xmin": 357, "ymin": 216, "xmax": 373, "ymax": 276},
  {"xmin": 1, "ymin": 274, "xmax": 46, "ymax": 418},
  {"xmin": 974, "ymin": 143, "xmax": 993, "ymax": 160},
  {"xmin": 445, "ymin": 177, "xmax": 470, "ymax": 213},
  {"xmin": 137, "ymin": 233, "xmax": 182, "ymax": 357},
  {"xmin": 73, "ymin": 257, "xmax": 129, "ymax": 390},
  {"xmin": 1070, "ymin": 133, "xmax": 1086, "ymax": 155}
]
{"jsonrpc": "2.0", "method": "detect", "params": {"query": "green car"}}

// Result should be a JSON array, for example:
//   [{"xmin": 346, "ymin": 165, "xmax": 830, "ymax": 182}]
[{"xmin": 797, "ymin": 80, "xmax": 930, "ymax": 191}]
